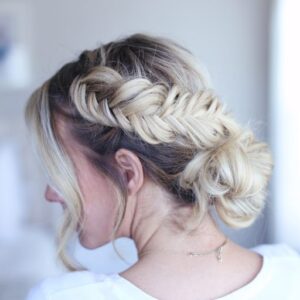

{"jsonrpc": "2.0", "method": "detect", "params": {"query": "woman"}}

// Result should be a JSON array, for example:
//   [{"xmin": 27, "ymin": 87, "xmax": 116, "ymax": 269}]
[{"xmin": 25, "ymin": 33, "xmax": 300, "ymax": 300}]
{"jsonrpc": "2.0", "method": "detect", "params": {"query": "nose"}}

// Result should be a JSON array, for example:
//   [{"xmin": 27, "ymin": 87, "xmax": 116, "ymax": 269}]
[{"xmin": 44, "ymin": 185, "xmax": 65, "ymax": 206}]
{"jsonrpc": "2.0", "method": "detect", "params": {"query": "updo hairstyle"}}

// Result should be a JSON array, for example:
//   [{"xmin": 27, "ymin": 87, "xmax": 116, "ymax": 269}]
[{"xmin": 25, "ymin": 33, "xmax": 273, "ymax": 270}]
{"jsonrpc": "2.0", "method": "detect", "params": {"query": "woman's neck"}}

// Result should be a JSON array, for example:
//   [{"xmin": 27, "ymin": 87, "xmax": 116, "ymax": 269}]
[
  {"xmin": 122, "ymin": 179, "xmax": 227, "ymax": 262},
  {"xmin": 136, "ymin": 214, "xmax": 227, "ymax": 261},
  {"xmin": 118, "ymin": 181, "xmax": 263, "ymax": 300}
]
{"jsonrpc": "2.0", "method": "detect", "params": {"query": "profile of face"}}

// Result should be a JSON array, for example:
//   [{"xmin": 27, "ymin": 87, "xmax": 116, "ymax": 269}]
[
  {"xmin": 44, "ymin": 116, "xmax": 145, "ymax": 250},
  {"xmin": 44, "ymin": 118, "xmax": 121, "ymax": 249}
]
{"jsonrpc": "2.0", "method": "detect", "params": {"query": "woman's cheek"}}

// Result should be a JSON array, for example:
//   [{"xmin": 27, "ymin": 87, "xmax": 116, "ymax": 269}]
[{"xmin": 77, "ymin": 195, "xmax": 118, "ymax": 249}]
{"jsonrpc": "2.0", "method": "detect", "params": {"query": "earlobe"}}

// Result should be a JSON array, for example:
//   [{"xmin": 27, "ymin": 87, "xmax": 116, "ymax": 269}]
[{"xmin": 114, "ymin": 149, "xmax": 144, "ymax": 196}]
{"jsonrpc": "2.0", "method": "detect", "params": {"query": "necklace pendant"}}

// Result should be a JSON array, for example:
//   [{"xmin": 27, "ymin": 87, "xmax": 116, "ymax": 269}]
[{"xmin": 216, "ymin": 246, "xmax": 223, "ymax": 263}]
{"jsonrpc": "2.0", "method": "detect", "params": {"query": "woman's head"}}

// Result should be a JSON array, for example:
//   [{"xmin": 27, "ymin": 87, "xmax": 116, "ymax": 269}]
[{"xmin": 25, "ymin": 33, "xmax": 273, "ymax": 270}]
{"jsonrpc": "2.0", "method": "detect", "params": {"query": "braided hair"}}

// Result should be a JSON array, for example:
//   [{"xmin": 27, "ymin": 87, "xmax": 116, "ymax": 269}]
[{"xmin": 25, "ymin": 33, "xmax": 273, "ymax": 270}]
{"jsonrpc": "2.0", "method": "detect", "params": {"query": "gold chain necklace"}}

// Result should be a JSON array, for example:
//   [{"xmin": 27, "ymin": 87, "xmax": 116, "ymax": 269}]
[
  {"xmin": 139, "ymin": 236, "xmax": 229, "ymax": 263},
  {"xmin": 186, "ymin": 236, "xmax": 228, "ymax": 263}
]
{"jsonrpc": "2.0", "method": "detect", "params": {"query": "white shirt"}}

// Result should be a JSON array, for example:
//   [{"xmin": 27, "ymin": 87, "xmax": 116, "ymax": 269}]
[{"xmin": 26, "ymin": 243, "xmax": 300, "ymax": 300}]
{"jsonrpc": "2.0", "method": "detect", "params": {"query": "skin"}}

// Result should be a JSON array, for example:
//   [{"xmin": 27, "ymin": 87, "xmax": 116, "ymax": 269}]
[{"xmin": 45, "ymin": 118, "xmax": 264, "ymax": 300}]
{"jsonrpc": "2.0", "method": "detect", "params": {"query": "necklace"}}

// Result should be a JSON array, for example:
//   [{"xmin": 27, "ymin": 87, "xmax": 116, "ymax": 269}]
[
  {"xmin": 139, "ymin": 236, "xmax": 228, "ymax": 263},
  {"xmin": 187, "ymin": 236, "xmax": 228, "ymax": 263}
]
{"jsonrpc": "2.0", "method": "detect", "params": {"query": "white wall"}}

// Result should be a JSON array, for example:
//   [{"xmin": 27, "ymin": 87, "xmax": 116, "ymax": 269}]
[{"xmin": 269, "ymin": 0, "xmax": 300, "ymax": 250}]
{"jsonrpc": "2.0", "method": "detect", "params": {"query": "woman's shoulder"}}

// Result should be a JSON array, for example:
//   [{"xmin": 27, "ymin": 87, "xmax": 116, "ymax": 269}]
[
  {"xmin": 251, "ymin": 242, "xmax": 300, "ymax": 282},
  {"xmin": 26, "ymin": 243, "xmax": 300, "ymax": 300},
  {"xmin": 25, "ymin": 270, "xmax": 122, "ymax": 300},
  {"xmin": 251, "ymin": 242, "xmax": 300, "ymax": 258},
  {"xmin": 251, "ymin": 241, "xmax": 300, "ymax": 272},
  {"xmin": 217, "ymin": 243, "xmax": 300, "ymax": 299}
]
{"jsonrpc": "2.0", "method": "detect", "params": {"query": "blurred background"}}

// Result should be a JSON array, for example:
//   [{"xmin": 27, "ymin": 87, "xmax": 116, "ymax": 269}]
[{"xmin": 0, "ymin": 0, "xmax": 299, "ymax": 299}]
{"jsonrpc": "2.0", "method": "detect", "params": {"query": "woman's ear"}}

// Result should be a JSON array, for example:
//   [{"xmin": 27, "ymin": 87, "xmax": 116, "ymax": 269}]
[{"xmin": 114, "ymin": 149, "xmax": 144, "ymax": 196}]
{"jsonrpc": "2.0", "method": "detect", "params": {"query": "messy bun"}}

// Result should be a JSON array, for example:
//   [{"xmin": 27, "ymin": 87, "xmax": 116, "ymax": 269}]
[
  {"xmin": 180, "ymin": 127, "xmax": 272, "ymax": 228},
  {"xmin": 25, "ymin": 33, "xmax": 273, "ymax": 270}
]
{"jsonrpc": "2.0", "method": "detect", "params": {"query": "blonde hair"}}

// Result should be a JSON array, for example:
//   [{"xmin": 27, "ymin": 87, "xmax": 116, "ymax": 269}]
[{"xmin": 25, "ymin": 33, "xmax": 273, "ymax": 270}]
